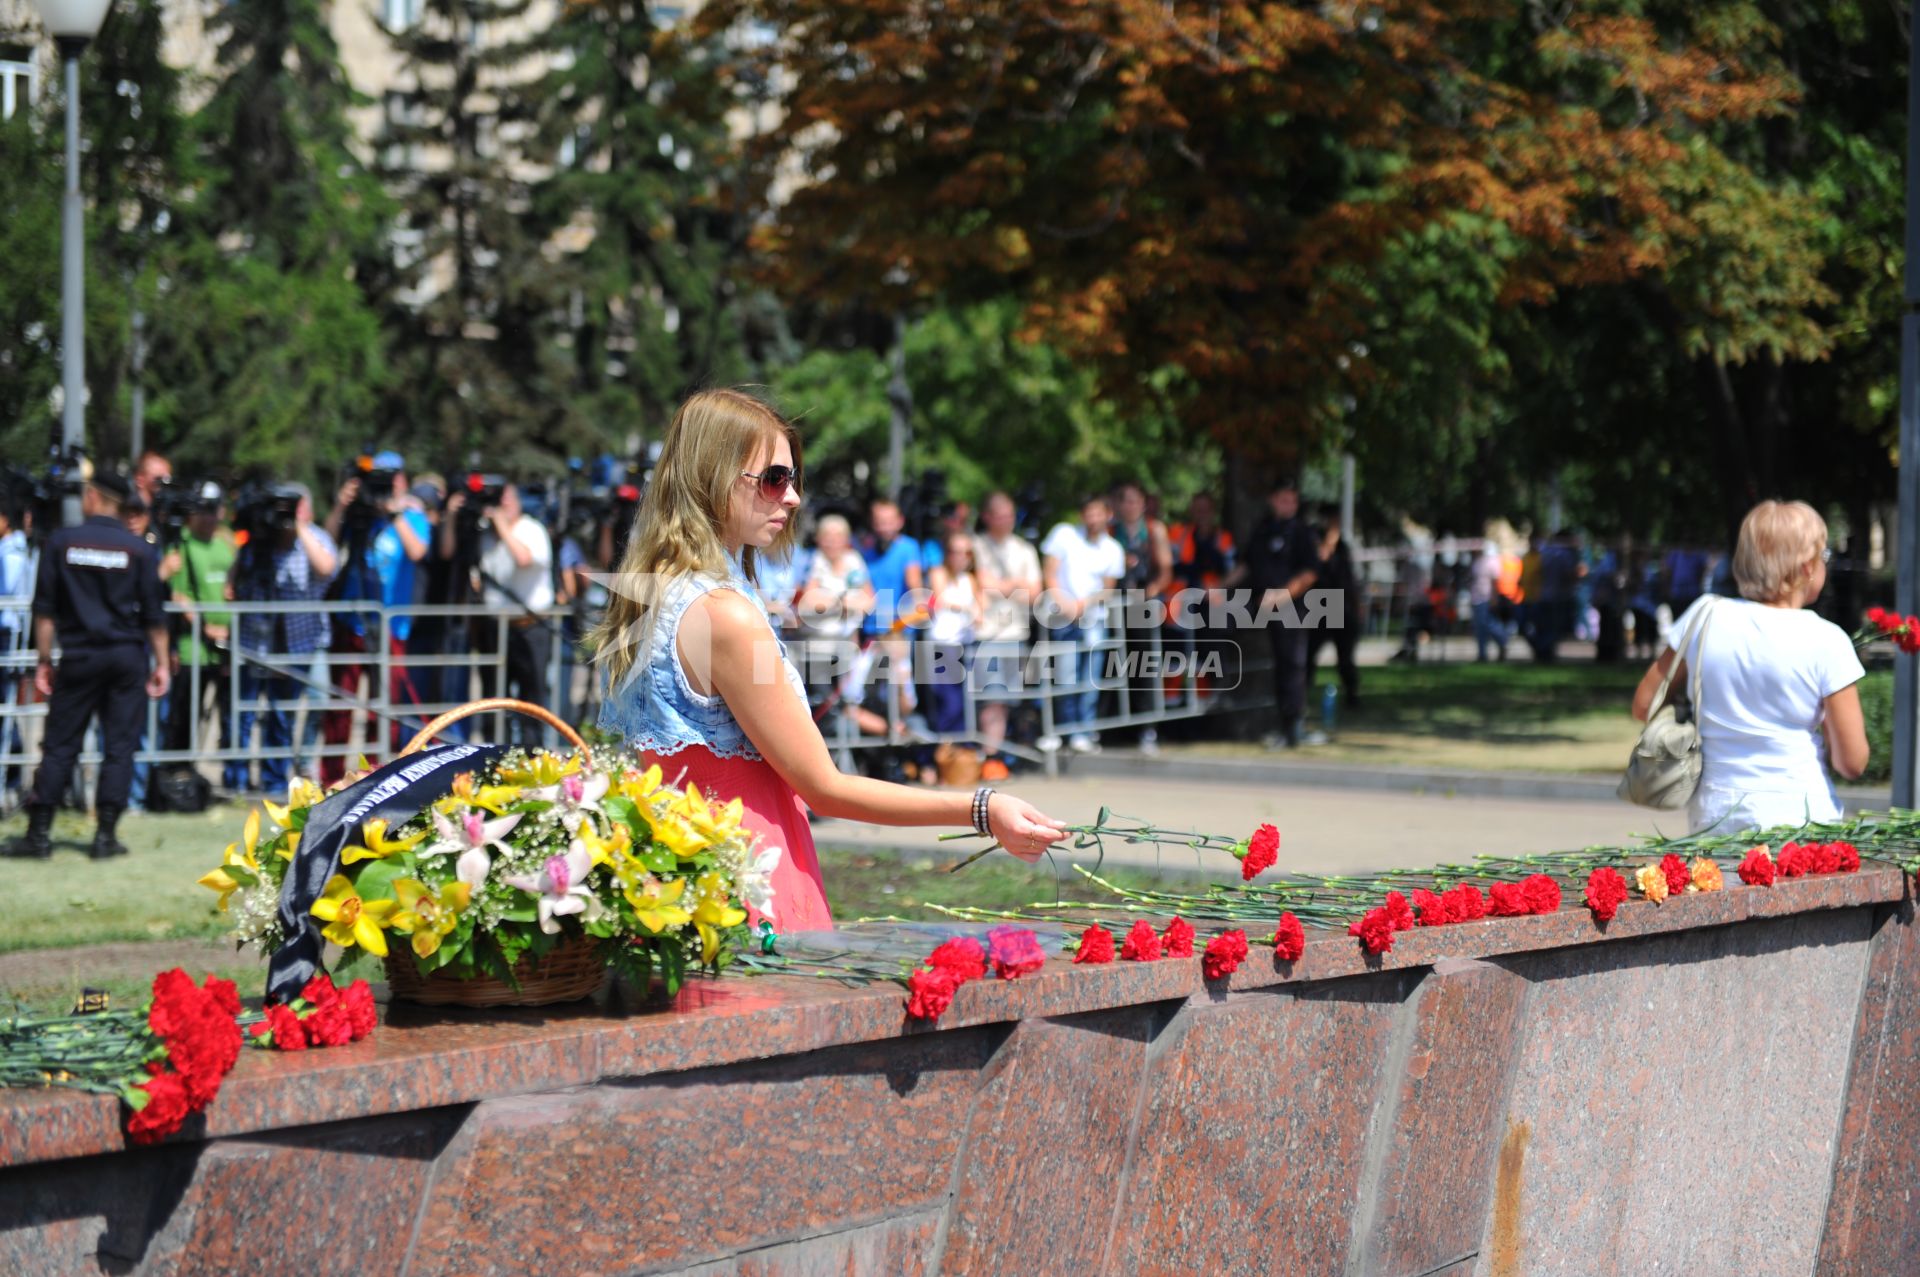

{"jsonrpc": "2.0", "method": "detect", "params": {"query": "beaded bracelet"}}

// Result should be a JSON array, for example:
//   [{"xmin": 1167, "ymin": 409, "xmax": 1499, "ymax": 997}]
[{"xmin": 972, "ymin": 786, "xmax": 996, "ymax": 836}]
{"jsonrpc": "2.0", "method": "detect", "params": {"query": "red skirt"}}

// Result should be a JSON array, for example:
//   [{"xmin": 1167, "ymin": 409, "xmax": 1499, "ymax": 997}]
[{"xmin": 642, "ymin": 743, "xmax": 834, "ymax": 933}]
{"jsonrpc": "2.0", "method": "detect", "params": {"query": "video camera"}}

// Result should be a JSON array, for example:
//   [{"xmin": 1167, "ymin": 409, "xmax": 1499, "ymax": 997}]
[
  {"xmin": 453, "ymin": 472, "xmax": 507, "ymax": 559},
  {"xmin": 0, "ymin": 445, "xmax": 88, "ymax": 539},
  {"xmin": 145, "ymin": 477, "xmax": 221, "ymax": 549},
  {"xmin": 232, "ymin": 482, "xmax": 304, "ymax": 546},
  {"xmin": 338, "ymin": 455, "xmax": 401, "ymax": 540}
]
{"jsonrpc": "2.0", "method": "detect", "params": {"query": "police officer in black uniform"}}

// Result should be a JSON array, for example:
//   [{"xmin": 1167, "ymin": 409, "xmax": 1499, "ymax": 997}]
[
  {"xmin": 4, "ymin": 469, "xmax": 171, "ymax": 860},
  {"xmin": 1241, "ymin": 476, "xmax": 1321, "ymax": 750}
]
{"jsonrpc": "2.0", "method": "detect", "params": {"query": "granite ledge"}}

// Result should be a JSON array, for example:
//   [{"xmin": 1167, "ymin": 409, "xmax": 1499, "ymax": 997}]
[{"xmin": 0, "ymin": 862, "xmax": 1904, "ymax": 1171}]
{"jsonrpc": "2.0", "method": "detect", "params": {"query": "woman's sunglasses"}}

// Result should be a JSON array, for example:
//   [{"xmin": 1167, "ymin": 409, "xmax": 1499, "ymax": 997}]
[{"xmin": 741, "ymin": 465, "xmax": 802, "ymax": 500}]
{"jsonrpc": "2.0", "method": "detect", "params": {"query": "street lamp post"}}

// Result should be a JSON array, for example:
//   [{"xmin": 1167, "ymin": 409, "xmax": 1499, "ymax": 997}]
[
  {"xmin": 31, "ymin": 0, "xmax": 113, "ymax": 528},
  {"xmin": 1896, "ymin": 2, "xmax": 1920, "ymax": 809}
]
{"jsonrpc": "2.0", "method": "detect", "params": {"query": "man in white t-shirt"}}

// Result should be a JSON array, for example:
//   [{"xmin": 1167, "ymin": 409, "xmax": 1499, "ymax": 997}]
[
  {"xmin": 973, "ymin": 492, "xmax": 1043, "ymax": 772},
  {"xmin": 477, "ymin": 483, "xmax": 556, "ymax": 739},
  {"xmin": 1041, "ymin": 494, "xmax": 1124, "ymax": 753}
]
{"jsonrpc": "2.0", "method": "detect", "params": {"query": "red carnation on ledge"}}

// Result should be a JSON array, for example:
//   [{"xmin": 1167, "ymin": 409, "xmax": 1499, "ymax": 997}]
[
  {"xmin": 1737, "ymin": 846, "xmax": 1776, "ymax": 886},
  {"xmin": 1446, "ymin": 883, "xmax": 1488, "ymax": 920},
  {"xmin": 1237, "ymin": 823, "xmax": 1280, "ymax": 880},
  {"xmin": 1163, "ymin": 916, "xmax": 1196, "ymax": 958},
  {"xmin": 928, "ymin": 937, "xmax": 988, "ymax": 982},
  {"xmin": 1273, "ymin": 912, "xmax": 1306, "ymax": 962},
  {"xmin": 1121, "ymin": 919, "xmax": 1163, "ymax": 962},
  {"xmin": 1659, "ymin": 854, "xmax": 1691, "ymax": 897},
  {"xmin": 1202, "ymin": 930, "xmax": 1250, "ymax": 980},
  {"xmin": 1584, "ymin": 868, "xmax": 1629, "ymax": 923},
  {"xmin": 1349, "ymin": 907, "xmax": 1397, "ymax": 956},
  {"xmin": 1383, "ymin": 891, "xmax": 1416, "ymax": 932},
  {"xmin": 1488, "ymin": 881, "xmax": 1528, "ymax": 917},
  {"xmin": 1073, "ymin": 924, "xmax": 1116, "ymax": 965},
  {"xmin": 987, "ymin": 925, "xmax": 1047, "ymax": 979},
  {"xmin": 1777, "ymin": 841, "xmax": 1818, "ymax": 878},
  {"xmin": 1412, "ymin": 888, "xmax": 1454, "ymax": 928},
  {"xmin": 1520, "ymin": 874, "xmax": 1562, "ymax": 915},
  {"xmin": 906, "ymin": 966, "xmax": 963, "ymax": 1021},
  {"xmin": 1830, "ymin": 841, "xmax": 1861, "ymax": 873},
  {"xmin": 125, "ymin": 1071, "xmax": 192, "ymax": 1146}
]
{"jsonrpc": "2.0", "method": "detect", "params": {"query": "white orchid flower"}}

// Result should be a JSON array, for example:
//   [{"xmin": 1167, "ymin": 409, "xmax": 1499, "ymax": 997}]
[
  {"xmin": 503, "ymin": 845, "xmax": 596, "ymax": 935},
  {"xmin": 740, "ymin": 844, "xmax": 782, "ymax": 921},
  {"xmin": 422, "ymin": 808, "xmax": 523, "ymax": 888},
  {"xmin": 531, "ymin": 771, "xmax": 610, "ymax": 833}
]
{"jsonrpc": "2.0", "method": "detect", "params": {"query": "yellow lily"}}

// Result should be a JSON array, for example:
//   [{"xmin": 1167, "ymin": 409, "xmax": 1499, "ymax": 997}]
[
  {"xmin": 690, "ymin": 873, "xmax": 747, "ymax": 964},
  {"xmin": 499, "ymin": 751, "xmax": 580, "ymax": 788},
  {"xmin": 278, "ymin": 830, "xmax": 300, "ymax": 862},
  {"xmin": 389, "ymin": 878, "xmax": 471, "ymax": 959},
  {"xmin": 196, "ymin": 812, "xmax": 262, "ymax": 912},
  {"xmin": 572, "ymin": 819, "xmax": 630, "ymax": 870},
  {"xmin": 647, "ymin": 805, "xmax": 708, "ymax": 861},
  {"xmin": 679, "ymin": 784, "xmax": 746, "ymax": 844},
  {"xmin": 432, "ymin": 777, "xmax": 522, "ymax": 818},
  {"xmin": 340, "ymin": 817, "xmax": 429, "ymax": 865},
  {"xmin": 617, "ymin": 764, "xmax": 664, "ymax": 803},
  {"xmin": 309, "ymin": 875, "xmax": 401, "ymax": 957},
  {"xmin": 623, "ymin": 874, "xmax": 692, "ymax": 934},
  {"xmin": 263, "ymin": 778, "xmax": 325, "ymax": 827}
]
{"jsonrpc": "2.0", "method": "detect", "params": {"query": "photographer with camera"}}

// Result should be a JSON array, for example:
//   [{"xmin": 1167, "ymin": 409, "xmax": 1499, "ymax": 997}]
[
  {"xmin": 4, "ymin": 470, "xmax": 169, "ymax": 861},
  {"xmin": 324, "ymin": 454, "xmax": 431, "ymax": 766},
  {"xmin": 445, "ymin": 479, "xmax": 553, "ymax": 743},
  {"xmin": 231, "ymin": 483, "xmax": 337, "ymax": 797}
]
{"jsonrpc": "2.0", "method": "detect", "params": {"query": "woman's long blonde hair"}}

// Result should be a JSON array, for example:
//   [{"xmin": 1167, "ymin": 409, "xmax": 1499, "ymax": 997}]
[{"xmin": 591, "ymin": 388, "xmax": 803, "ymax": 685}]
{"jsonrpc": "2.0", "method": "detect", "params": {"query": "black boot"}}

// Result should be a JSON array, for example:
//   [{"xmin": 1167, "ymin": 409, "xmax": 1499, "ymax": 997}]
[
  {"xmin": 4, "ymin": 805, "xmax": 53, "ymax": 859},
  {"xmin": 90, "ymin": 806, "xmax": 128, "ymax": 860}
]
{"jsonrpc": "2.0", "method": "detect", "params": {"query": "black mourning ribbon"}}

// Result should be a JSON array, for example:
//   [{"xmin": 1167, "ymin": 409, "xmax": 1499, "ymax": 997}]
[{"xmin": 267, "ymin": 742, "xmax": 509, "ymax": 1003}]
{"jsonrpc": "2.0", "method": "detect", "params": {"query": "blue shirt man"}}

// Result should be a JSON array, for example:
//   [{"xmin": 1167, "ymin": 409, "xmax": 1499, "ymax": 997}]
[{"xmin": 860, "ymin": 499, "xmax": 924, "ymax": 635}]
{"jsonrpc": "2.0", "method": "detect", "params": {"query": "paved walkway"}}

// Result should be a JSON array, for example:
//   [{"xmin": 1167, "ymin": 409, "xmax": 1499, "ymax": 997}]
[{"xmin": 813, "ymin": 770, "xmax": 1669, "ymax": 879}]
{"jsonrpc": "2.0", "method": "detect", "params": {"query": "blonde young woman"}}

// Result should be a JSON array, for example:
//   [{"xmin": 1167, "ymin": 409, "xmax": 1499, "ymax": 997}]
[
  {"xmin": 1631, "ymin": 500, "xmax": 1870, "ymax": 835},
  {"xmin": 594, "ymin": 390, "xmax": 1068, "ymax": 929}
]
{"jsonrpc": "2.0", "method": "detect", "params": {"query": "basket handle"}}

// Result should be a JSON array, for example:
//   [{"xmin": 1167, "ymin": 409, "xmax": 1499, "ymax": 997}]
[{"xmin": 401, "ymin": 698, "xmax": 590, "ymax": 759}]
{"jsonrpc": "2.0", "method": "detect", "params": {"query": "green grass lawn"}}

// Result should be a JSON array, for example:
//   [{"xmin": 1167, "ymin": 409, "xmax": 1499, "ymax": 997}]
[{"xmin": 0, "ymin": 809, "xmax": 1203, "ymax": 1013}]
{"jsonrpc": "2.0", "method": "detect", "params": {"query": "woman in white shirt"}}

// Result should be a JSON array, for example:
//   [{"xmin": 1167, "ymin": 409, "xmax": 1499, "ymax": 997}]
[
  {"xmin": 794, "ymin": 513, "xmax": 873, "ymax": 701},
  {"xmin": 925, "ymin": 532, "xmax": 984, "ymax": 735},
  {"xmin": 1631, "ymin": 500, "xmax": 1869, "ymax": 835}
]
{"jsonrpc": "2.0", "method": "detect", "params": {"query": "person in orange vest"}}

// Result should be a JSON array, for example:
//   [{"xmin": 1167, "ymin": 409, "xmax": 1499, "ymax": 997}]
[{"xmin": 1167, "ymin": 493, "xmax": 1236, "ymax": 707}]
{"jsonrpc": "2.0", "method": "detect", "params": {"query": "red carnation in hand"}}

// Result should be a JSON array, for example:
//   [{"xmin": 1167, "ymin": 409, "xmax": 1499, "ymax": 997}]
[
  {"xmin": 1777, "ymin": 841, "xmax": 1818, "ymax": 878},
  {"xmin": 1520, "ymin": 874, "xmax": 1562, "ymax": 915},
  {"xmin": 1272, "ymin": 912, "xmax": 1306, "ymax": 962},
  {"xmin": 251, "ymin": 1003, "xmax": 309, "ymax": 1051},
  {"xmin": 1383, "ymin": 891, "xmax": 1416, "ymax": 932},
  {"xmin": 1830, "ymin": 841, "xmax": 1861, "ymax": 873},
  {"xmin": 1240, "ymin": 824, "xmax": 1280, "ymax": 880},
  {"xmin": 340, "ymin": 980, "xmax": 378, "ymax": 1041},
  {"xmin": 1446, "ymin": 884, "xmax": 1488, "ymax": 920},
  {"xmin": 1202, "ymin": 930, "xmax": 1250, "ymax": 980},
  {"xmin": 1584, "ymin": 868, "xmax": 1629, "ymax": 923},
  {"xmin": 927, "ymin": 937, "xmax": 988, "ymax": 982},
  {"xmin": 1659, "ymin": 854, "xmax": 1691, "ymax": 896},
  {"xmin": 1737, "ymin": 846, "xmax": 1776, "ymax": 886},
  {"xmin": 1073, "ymin": 924, "xmax": 1116, "ymax": 965},
  {"xmin": 1868, "ymin": 606, "xmax": 1891, "ymax": 629},
  {"xmin": 987, "ymin": 925, "xmax": 1046, "ymax": 979},
  {"xmin": 1411, "ymin": 889, "xmax": 1454, "ymax": 927},
  {"xmin": 1349, "ymin": 907, "xmax": 1396, "ymax": 955},
  {"xmin": 126, "ymin": 1071, "xmax": 192, "ymax": 1146},
  {"xmin": 1162, "ymin": 916, "xmax": 1196, "ymax": 958},
  {"xmin": 1488, "ymin": 881, "xmax": 1528, "ymax": 917},
  {"xmin": 906, "ymin": 965, "xmax": 962, "ymax": 1020},
  {"xmin": 1121, "ymin": 920, "xmax": 1163, "ymax": 962}
]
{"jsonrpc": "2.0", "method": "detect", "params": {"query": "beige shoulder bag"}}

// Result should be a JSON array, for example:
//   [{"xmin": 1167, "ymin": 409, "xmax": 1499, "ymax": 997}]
[{"xmin": 1617, "ymin": 600, "xmax": 1715, "ymax": 810}]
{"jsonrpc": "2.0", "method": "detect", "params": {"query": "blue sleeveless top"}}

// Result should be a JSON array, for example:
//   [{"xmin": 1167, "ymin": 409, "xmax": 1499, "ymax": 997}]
[{"xmin": 597, "ymin": 558, "xmax": 807, "ymax": 761}]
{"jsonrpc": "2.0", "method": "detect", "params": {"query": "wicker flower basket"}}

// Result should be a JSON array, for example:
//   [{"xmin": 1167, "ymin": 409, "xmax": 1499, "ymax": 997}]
[{"xmin": 380, "ymin": 698, "xmax": 610, "ymax": 1008}]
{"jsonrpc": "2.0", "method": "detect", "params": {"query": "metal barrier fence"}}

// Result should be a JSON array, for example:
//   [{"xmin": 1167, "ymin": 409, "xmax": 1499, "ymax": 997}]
[{"xmin": 0, "ymin": 600, "xmax": 1245, "ymax": 807}]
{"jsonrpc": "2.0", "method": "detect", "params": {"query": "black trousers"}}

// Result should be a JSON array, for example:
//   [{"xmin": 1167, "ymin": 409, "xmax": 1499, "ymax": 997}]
[
  {"xmin": 479, "ymin": 621, "xmax": 553, "ymax": 746},
  {"xmin": 30, "ymin": 644, "xmax": 147, "ymax": 812},
  {"xmin": 1307, "ymin": 626, "xmax": 1360, "ymax": 700},
  {"xmin": 1268, "ymin": 625, "xmax": 1308, "ymax": 739}
]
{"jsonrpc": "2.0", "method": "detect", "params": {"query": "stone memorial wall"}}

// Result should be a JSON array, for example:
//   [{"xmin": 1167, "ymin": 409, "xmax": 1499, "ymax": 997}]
[{"xmin": 2, "ymin": 864, "xmax": 1915, "ymax": 1275}]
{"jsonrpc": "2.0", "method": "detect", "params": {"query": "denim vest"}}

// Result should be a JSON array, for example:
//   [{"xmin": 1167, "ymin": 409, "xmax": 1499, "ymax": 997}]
[{"xmin": 597, "ymin": 562, "xmax": 806, "ymax": 761}]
